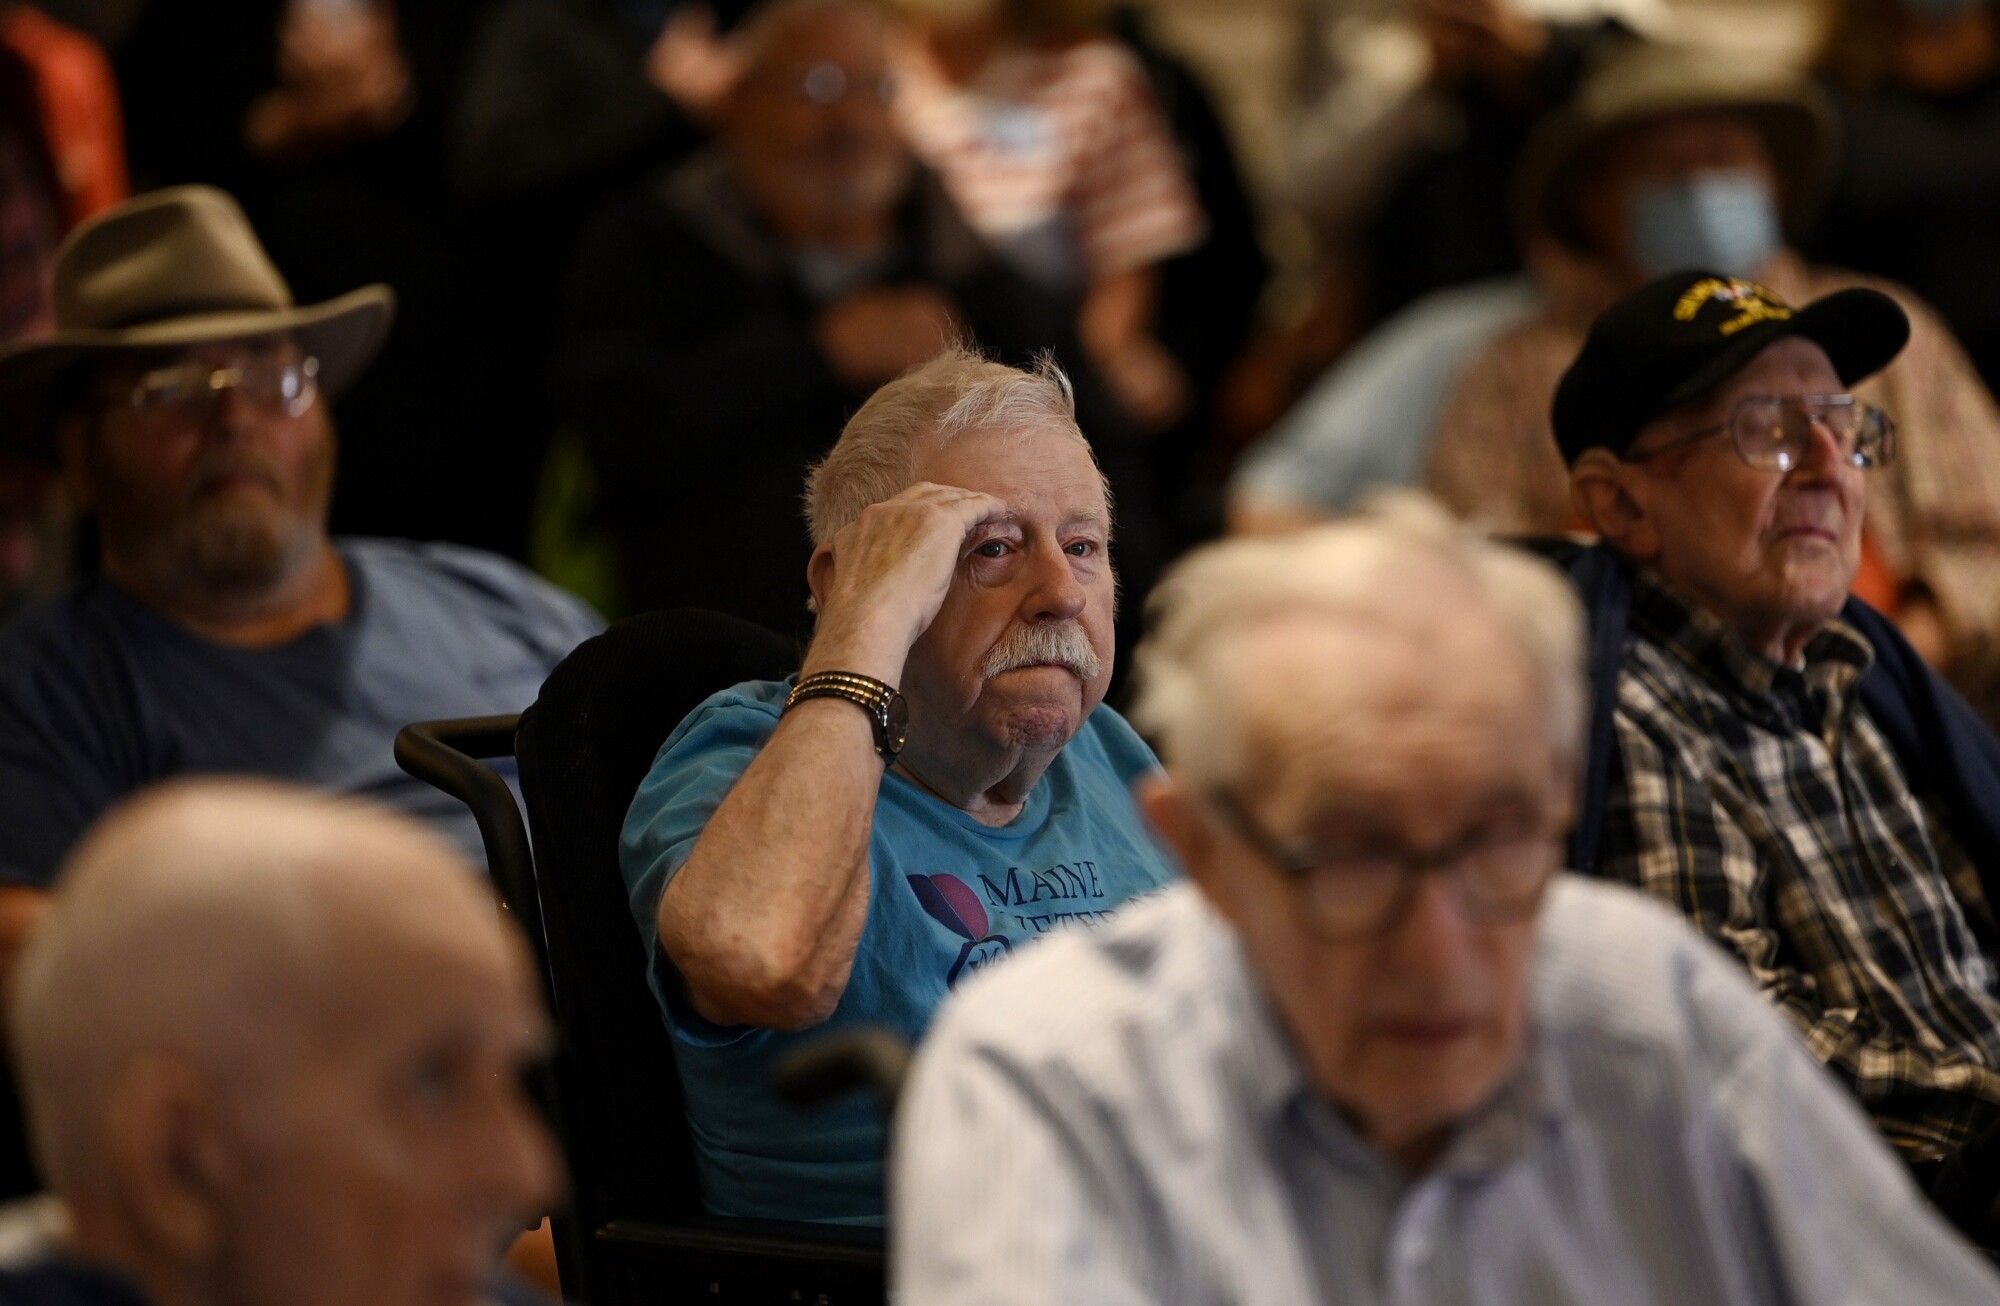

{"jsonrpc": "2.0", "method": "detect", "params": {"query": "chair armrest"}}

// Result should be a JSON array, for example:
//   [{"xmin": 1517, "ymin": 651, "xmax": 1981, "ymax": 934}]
[
  {"xmin": 393, "ymin": 715, "xmax": 540, "ymax": 955},
  {"xmin": 597, "ymin": 1214, "xmax": 886, "ymax": 1277}
]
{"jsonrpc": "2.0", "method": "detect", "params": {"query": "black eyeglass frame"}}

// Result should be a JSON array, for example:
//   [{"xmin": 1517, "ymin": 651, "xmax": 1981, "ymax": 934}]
[
  {"xmin": 1625, "ymin": 392, "xmax": 1896, "ymax": 473},
  {"xmin": 1206, "ymin": 789, "xmax": 1564, "ymax": 943}
]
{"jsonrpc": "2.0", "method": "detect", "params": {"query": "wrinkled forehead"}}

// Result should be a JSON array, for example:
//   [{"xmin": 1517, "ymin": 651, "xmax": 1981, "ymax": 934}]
[
  {"xmin": 744, "ymin": 3, "xmax": 889, "ymax": 80},
  {"xmin": 1228, "ymin": 612, "xmax": 1549, "ymax": 815},
  {"xmin": 300, "ymin": 865, "xmax": 538, "ymax": 1035},
  {"xmin": 1668, "ymin": 335, "xmax": 1842, "ymax": 432},
  {"xmin": 1601, "ymin": 107, "xmax": 1773, "ymax": 175},
  {"xmin": 913, "ymin": 423, "xmax": 1112, "ymax": 528}
]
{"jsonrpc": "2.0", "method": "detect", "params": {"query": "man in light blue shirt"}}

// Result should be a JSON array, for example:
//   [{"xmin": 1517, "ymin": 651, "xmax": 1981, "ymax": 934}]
[
  {"xmin": 895, "ymin": 500, "xmax": 2000, "ymax": 1302},
  {"xmin": 621, "ymin": 346, "xmax": 1176, "ymax": 1224},
  {"xmin": 1228, "ymin": 276, "xmax": 1536, "ymax": 529}
]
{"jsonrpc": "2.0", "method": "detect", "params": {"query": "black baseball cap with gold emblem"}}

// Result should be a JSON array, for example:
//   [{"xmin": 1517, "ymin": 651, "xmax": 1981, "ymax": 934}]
[{"xmin": 1551, "ymin": 269, "xmax": 1910, "ymax": 465}]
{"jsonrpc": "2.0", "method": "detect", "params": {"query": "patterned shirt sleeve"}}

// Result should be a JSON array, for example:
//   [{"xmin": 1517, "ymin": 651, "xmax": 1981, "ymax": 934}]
[
  {"xmin": 1599, "ymin": 708, "xmax": 2000, "ymax": 1156},
  {"xmin": 1421, "ymin": 325, "xmax": 1574, "ymax": 534}
]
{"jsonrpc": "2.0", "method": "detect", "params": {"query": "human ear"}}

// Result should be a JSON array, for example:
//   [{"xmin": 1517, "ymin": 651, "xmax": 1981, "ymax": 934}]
[
  {"xmin": 1137, "ymin": 773, "xmax": 1242, "ymax": 925},
  {"xmin": 104, "ymin": 1060, "xmax": 232, "ymax": 1263},
  {"xmin": 806, "ymin": 544, "xmax": 835, "ymax": 615},
  {"xmin": 1570, "ymin": 450, "xmax": 1659, "ymax": 561}
]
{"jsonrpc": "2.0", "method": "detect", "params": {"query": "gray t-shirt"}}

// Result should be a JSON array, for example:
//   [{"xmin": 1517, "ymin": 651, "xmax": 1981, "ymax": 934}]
[{"xmin": 0, "ymin": 538, "xmax": 603, "ymax": 885}]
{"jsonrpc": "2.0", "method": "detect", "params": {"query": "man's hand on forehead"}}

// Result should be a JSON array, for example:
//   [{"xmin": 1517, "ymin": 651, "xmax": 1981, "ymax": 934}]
[{"xmin": 805, "ymin": 481, "xmax": 1007, "ymax": 684}]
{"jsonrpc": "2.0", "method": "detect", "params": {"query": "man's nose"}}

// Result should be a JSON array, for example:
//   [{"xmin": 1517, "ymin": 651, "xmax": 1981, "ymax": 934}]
[
  {"xmin": 1379, "ymin": 871, "xmax": 1479, "ymax": 977},
  {"xmin": 477, "ymin": 1083, "xmax": 566, "ymax": 1222},
  {"xmin": 1791, "ymin": 411, "xmax": 1852, "ymax": 478},
  {"xmin": 1022, "ymin": 544, "xmax": 1087, "ymax": 623},
  {"xmin": 203, "ymin": 384, "xmax": 261, "ymax": 443}
]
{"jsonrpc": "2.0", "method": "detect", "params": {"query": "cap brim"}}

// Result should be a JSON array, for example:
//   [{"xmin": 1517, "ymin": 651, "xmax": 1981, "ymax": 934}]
[
  {"xmin": 0, "ymin": 284, "xmax": 395, "ymax": 462},
  {"xmin": 1660, "ymin": 286, "xmax": 1910, "ymax": 412}
]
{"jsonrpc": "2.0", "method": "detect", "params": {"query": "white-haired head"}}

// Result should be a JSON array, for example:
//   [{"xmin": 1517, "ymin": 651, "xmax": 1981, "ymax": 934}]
[
  {"xmin": 804, "ymin": 343, "xmax": 1105, "ymax": 548},
  {"xmin": 10, "ymin": 779, "xmax": 489, "ymax": 1199},
  {"xmin": 1130, "ymin": 494, "xmax": 1586, "ymax": 792}
]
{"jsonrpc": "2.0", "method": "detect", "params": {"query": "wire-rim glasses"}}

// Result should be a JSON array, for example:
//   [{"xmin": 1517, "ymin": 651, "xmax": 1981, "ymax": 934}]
[
  {"xmin": 122, "ymin": 355, "xmax": 321, "ymax": 419},
  {"xmin": 1207, "ymin": 789, "xmax": 1562, "ymax": 943},
  {"xmin": 1628, "ymin": 393, "xmax": 1896, "ymax": 472}
]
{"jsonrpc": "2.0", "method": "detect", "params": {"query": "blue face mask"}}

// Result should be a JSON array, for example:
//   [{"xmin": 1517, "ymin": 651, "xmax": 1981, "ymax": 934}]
[{"xmin": 1628, "ymin": 172, "xmax": 1783, "ymax": 280}]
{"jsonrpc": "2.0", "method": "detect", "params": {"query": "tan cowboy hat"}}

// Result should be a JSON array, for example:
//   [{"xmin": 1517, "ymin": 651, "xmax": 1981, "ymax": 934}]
[
  {"xmin": 0, "ymin": 184, "xmax": 395, "ymax": 461},
  {"xmin": 1516, "ymin": 38, "xmax": 1838, "ymax": 253}
]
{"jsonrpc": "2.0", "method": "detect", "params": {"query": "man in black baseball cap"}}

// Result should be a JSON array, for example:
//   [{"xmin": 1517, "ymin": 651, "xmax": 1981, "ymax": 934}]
[{"xmin": 1559, "ymin": 267, "xmax": 2000, "ymax": 1253}]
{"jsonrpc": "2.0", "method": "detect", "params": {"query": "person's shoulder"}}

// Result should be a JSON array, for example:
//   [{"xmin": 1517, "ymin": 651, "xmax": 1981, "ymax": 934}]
[
  {"xmin": 669, "ymin": 678, "xmax": 789, "ymax": 734},
  {"xmin": 343, "ymin": 539, "xmax": 602, "ymax": 635},
  {"xmin": 0, "ymin": 1257, "xmax": 153, "ymax": 1306},
  {"xmin": 1065, "ymin": 702, "xmax": 1161, "ymax": 782},
  {"xmin": 1803, "ymin": 260, "xmax": 1969, "ymax": 354},
  {"xmin": 924, "ymin": 884, "xmax": 1207, "ymax": 1073},
  {"xmin": 1534, "ymin": 876, "xmax": 1779, "ymax": 1067},
  {"xmin": 645, "ymin": 678, "xmax": 792, "ymax": 775},
  {"xmin": 0, "ymin": 585, "xmax": 134, "ymax": 686}
]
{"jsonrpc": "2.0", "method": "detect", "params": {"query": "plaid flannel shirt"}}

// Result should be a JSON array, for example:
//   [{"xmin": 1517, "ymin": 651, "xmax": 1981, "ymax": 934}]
[{"xmin": 1600, "ymin": 573, "xmax": 2000, "ymax": 1161}]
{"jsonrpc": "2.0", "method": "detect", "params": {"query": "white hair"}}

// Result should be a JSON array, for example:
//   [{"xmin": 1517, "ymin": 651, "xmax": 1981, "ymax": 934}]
[
  {"xmin": 9, "ymin": 779, "xmax": 483, "ymax": 1200},
  {"xmin": 1130, "ymin": 494, "xmax": 1587, "ymax": 789},
  {"xmin": 804, "ymin": 343, "xmax": 1102, "ymax": 548}
]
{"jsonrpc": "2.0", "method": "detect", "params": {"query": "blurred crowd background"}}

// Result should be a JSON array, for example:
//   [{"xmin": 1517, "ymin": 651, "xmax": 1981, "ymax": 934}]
[{"xmin": 3, "ymin": 0, "xmax": 1994, "ymax": 667}]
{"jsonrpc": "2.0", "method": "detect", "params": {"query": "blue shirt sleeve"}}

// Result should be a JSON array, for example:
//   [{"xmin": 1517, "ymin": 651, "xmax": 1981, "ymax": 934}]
[{"xmin": 619, "ymin": 682, "xmax": 788, "ymax": 1043}]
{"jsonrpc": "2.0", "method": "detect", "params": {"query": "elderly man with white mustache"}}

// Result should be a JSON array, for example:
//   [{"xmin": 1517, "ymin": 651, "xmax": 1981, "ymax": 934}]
[{"xmin": 619, "ymin": 345, "xmax": 1175, "ymax": 1224}]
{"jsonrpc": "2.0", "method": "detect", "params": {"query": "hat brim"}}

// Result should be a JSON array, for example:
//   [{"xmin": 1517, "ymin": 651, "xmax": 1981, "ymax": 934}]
[
  {"xmin": 1516, "ymin": 71, "xmax": 1837, "ymax": 249},
  {"xmin": 1659, "ymin": 286, "xmax": 1910, "ymax": 412},
  {"xmin": 0, "ymin": 284, "xmax": 395, "ymax": 462}
]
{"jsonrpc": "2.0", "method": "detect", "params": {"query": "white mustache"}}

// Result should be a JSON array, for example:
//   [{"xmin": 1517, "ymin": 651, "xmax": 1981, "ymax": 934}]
[{"xmin": 981, "ymin": 623, "xmax": 1101, "ymax": 682}]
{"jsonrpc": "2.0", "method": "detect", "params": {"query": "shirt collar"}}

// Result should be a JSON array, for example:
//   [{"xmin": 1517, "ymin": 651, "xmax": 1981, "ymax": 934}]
[
  {"xmin": 1629, "ymin": 570, "xmax": 1873, "ymax": 734},
  {"xmin": 1195, "ymin": 895, "xmax": 1567, "ymax": 1181}
]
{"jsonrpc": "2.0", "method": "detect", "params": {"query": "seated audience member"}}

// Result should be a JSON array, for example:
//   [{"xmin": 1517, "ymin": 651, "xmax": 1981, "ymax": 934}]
[
  {"xmin": 894, "ymin": 501, "xmax": 2000, "ymax": 1301},
  {"xmin": 0, "ymin": 184, "xmax": 603, "ymax": 951},
  {"xmin": 1557, "ymin": 269, "xmax": 2000, "ymax": 1248},
  {"xmin": 0, "ymin": 779, "xmax": 560, "ymax": 1306},
  {"xmin": 1227, "ymin": 274, "xmax": 1539, "ymax": 531},
  {"xmin": 885, "ymin": 0, "xmax": 1206, "ymax": 434},
  {"xmin": 553, "ymin": 0, "xmax": 1141, "ymax": 638},
  {"xmin": 1421, "ymin": 40, "xmax": 2000, "ymax": 719},
  {"xmin": 621, "ymin": 348, "xmax": 1177, "ymax": 1223}
]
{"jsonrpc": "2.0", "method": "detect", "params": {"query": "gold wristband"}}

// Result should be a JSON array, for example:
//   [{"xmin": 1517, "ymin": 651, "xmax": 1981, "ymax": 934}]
[{"xmin": 784, "ymin": 671, "xmax": 909, "ymax": 760}]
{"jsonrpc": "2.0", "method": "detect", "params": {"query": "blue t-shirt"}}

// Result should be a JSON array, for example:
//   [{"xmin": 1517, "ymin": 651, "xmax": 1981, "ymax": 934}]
[
  {"xmin": 0, "ymin": 539, "xmax": 603, "ymax": 885},
  {"xmin": 620, "ymin": 679, "xmax": 1178, "ymax": 1224}
]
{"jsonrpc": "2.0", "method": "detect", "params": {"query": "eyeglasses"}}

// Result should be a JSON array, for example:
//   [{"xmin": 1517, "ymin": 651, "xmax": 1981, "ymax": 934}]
[
  {"xmin": 1629, "ymin": 393, "xmax": 1896, "ymax": 472},
  {"xmin": 120, "ymin": 355, "xmax": 321, "ymax": 419},
  {"xmin": 1208, "ymin": 789, "xmax": 1561, "ymax": 943}
]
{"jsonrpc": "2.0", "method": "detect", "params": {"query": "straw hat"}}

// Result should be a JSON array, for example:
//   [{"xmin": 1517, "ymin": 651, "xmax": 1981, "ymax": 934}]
[
  {"xmin": 1516, "ymin": 39, "xmax": 1838, "ymax": 253},
  {"xmin": 0, "ymin": 185, "xmax": 395, "ymax": 461}
]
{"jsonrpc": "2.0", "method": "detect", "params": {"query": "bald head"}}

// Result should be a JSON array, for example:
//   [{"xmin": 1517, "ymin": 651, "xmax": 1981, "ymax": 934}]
[{"xmin": 10, "ymin": 780, "xmax": 557, "ymax": 1306}]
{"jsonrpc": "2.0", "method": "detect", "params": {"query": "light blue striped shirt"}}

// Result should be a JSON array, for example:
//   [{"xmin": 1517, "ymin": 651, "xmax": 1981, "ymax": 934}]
[{"xmin": 893, "ymin": 877, "xmax": 2000, "ymax": 1303}]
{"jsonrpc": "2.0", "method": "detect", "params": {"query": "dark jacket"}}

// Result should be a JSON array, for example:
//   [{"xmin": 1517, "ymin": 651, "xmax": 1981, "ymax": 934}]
[{"xmin": 1552, "ymin": 541, "xmax": 2000, "ymax": 917}]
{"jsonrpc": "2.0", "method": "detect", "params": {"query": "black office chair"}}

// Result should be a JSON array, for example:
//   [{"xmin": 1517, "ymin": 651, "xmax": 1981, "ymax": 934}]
[{"xmin": 397, "ymin": 609, "xmax": 892, "ymax": 1305}]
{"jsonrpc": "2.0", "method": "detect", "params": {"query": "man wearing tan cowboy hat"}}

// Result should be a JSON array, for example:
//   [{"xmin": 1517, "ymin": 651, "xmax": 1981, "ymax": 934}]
[
  {"xmin": 0, "ymin": 184, "xmax": 602, "ymax": 985},
  {"xmin": 1417, "ymin": 38, "xmax": 2000, "ymax": 723}
]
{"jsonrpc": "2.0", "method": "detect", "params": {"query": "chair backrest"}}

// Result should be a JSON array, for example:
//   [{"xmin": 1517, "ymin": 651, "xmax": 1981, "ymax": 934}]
[{"xmin": 514, "ymin": 609, "xmax": 799, "ymax": 1242}]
